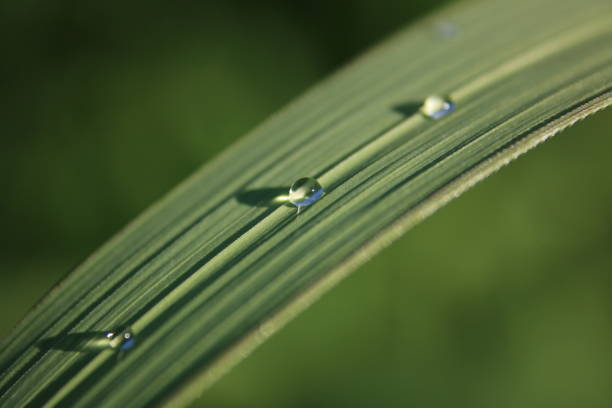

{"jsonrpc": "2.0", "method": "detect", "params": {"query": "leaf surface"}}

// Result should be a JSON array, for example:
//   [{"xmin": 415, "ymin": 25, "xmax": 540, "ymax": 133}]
[{"xmin": 1, "ymin": 0, "xmax": 611, "ymax": 406}]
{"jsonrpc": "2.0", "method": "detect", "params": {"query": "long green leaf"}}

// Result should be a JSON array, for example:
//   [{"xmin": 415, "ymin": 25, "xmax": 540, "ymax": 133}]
[{"xmin": 1, "ymin": 0, "xmax": 611, "ymax": 406}]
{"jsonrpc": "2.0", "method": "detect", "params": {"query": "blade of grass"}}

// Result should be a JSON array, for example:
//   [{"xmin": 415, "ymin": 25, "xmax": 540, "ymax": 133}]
[{"xmin": 1, "ymin": 0, "xmax": 611, "ymax": 406}]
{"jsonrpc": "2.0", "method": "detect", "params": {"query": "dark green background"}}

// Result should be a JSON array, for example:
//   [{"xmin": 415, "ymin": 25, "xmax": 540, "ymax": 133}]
[{"xmin": 1, "ymin": 1, "xmax": 611, "ymax": 407}]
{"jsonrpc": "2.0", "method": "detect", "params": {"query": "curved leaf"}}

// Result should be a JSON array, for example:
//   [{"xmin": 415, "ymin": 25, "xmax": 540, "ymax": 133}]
[{"xmin": 1, "ymin": 0, "xmax": 611, "ymax": 406}]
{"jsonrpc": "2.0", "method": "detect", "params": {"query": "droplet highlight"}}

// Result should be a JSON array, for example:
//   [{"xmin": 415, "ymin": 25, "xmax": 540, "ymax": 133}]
[
  {"xmin": 420, "ymin": 95, "xmax": 455, "ymax": 119},
  {"xmin": 289, "ymin": 177, "xmax": 324, "ymax": 212}
]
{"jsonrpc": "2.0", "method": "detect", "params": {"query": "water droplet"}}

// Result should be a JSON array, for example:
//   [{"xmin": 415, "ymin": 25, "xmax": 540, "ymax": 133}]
[
  {"xmin": 289, "ymin": 177, "xmax": 324, "ymax": 212},
  {"xmin": 104, "ymin": 327, "xmax": 136, "ymax": 351},
  {"xmin": 432, "ymin": 21, "xmax": 458, "ymax": 39},
  {"xmin": 420, "ymin": 95, "xmax": 455, "ymax": 119}
]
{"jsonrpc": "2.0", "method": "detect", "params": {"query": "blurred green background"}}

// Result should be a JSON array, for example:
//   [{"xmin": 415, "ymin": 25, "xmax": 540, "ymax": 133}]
[{"xmin": 1, "ymin": 1, "xmax": 612, "ymax": 407}]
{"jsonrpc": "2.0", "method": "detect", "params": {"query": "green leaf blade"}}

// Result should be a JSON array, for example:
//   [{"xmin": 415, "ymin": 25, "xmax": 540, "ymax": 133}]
[{"xmin": 1, "ymin": 0, "xmax": 611, "ymax": 406}]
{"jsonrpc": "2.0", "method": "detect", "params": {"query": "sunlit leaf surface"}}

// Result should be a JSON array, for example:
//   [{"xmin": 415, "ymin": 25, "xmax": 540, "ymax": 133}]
[{"xmin": 1, "ymin": 0, "xmax": 611, "ymax": 406}]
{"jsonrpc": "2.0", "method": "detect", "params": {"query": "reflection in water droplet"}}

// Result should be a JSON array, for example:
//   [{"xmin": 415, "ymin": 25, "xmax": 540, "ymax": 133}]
[
  {"xmin": 420, "ymin": 95, "xmax": 455, "ymax": 119},
  {"xmin": 104, "ymin": 327, "xmax": 136, "ymax": 351},
  {"xmin": 289, "ymin": 177, "xmax": 324, "ymax": 212}
]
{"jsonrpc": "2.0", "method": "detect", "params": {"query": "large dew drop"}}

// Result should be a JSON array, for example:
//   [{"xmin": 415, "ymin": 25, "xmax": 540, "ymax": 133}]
[
  {"xmin": 289, "ymin": 177, "xmax": 324, "ymax": 213},
  {"xmin": 420, "ymin": 95, "xmax": 455, "ymax": 119}
]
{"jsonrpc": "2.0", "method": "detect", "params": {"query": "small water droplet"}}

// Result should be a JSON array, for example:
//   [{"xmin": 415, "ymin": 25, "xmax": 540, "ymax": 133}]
[
  {"xmin": 420, "ymin": 95, "xmax": 455, "ymax": 119},
  {"xmin": 104, "ymin": 327, "xmax": 136, "ymax": 351},
  {"xmin": 432, "ymin": 21, "xmax": 458, "ymax": 39},
  {"xmin": 289, "ymin": 177, "xmax": 324, "ymax": 212}
]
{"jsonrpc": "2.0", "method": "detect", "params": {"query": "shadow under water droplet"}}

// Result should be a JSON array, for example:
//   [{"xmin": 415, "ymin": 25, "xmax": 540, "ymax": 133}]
[
  {"xmin": 236, "ymin": 187, "xmax": 290, "ymax": 207},
  {"xmin": 37, "ymin": 331, "xmax": 110, "ymax": 353},
  {"xmin": 392, "ymin": 102, "xmax": 422, "ymax": 117}
]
